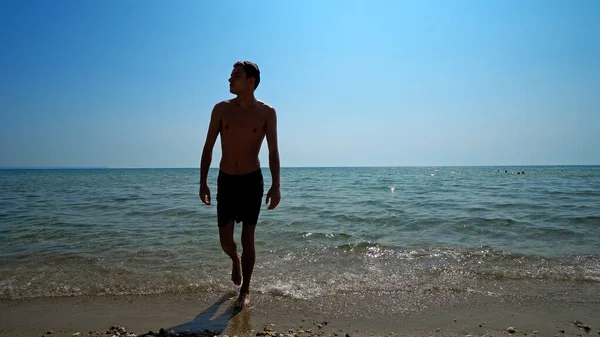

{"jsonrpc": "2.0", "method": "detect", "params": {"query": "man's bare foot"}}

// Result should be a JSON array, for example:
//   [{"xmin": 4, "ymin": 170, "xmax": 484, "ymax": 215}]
[
  {"xmin": 231, "ymin": 254, "xmax": 242, "ymax": 286},
  {"xmin": 234, "ymin": 292, "xmax": 250, "ymax": 310}
]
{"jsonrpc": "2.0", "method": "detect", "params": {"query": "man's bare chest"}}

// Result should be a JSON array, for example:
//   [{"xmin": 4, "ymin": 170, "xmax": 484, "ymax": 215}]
[{"xmin": 221, "ymin": 112, "xmax": 266, "ymax": 138}]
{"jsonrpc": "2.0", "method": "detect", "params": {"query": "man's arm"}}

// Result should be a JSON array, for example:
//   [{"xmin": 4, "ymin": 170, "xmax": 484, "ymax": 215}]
[
  {"xmin": 266, "ymin": 107, "xmax": 280, "ymax": 188},
  {"xmin": 200, "ymin": 103, "xmax": 222, "ymax": 186},
  {"xmin": 265, "ymin": 106, "xmax": 281, "ymax": 210}
]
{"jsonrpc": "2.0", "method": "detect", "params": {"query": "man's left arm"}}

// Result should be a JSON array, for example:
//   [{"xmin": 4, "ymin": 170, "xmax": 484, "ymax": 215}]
[{"xmin": 265, "ymin": 107, "xmax": 281, "ymax": 210}]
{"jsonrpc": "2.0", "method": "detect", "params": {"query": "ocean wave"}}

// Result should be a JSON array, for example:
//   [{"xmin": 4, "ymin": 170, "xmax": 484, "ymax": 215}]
[
  {"xmin": 1, "ymin": 247, "xmax": 598, "ymax": 300},
  {"xmin": 565, "ymin": 215, "xmax": 600, "ymax": 225},
  {"xmin": 0, "ymin": 277, "xmax": 226, "ymax": 300},
  {"xmin": 300, "ymin": 231, "xmax": 353, "ymax": 240},
  {"xmin": 123, "ymin": 207, "xmax": 202, "ymax": 218}
]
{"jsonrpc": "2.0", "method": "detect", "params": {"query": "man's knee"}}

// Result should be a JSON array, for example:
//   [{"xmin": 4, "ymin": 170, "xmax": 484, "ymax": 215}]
[
  {"xmin": 219, "ymin": 222, "xmax": 236, "ymax": 252},
  {"xmin": 220, "ymin": 238, "xmax": 236, "ymax": 252},
  {"xmin": 241, "ymin": 239, "xmax": 255, "ymax": 251},
  {"xmin": 241, "ymin": 224, "xmax": 256, "ymax": 249}
]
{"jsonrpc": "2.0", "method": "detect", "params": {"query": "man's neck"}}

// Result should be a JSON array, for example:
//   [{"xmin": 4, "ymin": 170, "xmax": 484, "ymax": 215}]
[{"xmin": 234, "ymin": 93, "xmax": 257, "ymax": 108}]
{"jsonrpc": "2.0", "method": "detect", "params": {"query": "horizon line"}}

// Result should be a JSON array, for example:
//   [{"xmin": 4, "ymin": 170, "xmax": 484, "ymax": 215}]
[{"xmin": 1, "ymin": 164, "xmax": 599, "ymax": 170}]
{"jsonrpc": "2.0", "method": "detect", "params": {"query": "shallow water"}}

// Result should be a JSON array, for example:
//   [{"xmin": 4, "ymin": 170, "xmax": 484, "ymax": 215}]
[{"xmin": 1, "ymin": 166, "xmax": 599, "ymax": 300}]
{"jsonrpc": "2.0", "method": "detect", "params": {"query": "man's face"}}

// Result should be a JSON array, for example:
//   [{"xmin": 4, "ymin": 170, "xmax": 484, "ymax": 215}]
[{"xmin": 229, "ymin": 66, "xmax": 253, "ymax": 94}]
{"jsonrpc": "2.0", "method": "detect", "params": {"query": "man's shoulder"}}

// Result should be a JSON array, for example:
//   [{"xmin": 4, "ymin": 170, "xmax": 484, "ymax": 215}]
[
  {"xmin": 257, "ymin": 99, "xmax": 274, "ymax": 109},
  {"xmin": 215, "ymin": 99, "xmax": 235, "ymax": 108},
  {"xmin": 257, "ymin": 100, "xmax": 276, "ymax": 115},
  {"xmin": 212, "ymin": 100, "xmax": 235, "ymax": 115}
]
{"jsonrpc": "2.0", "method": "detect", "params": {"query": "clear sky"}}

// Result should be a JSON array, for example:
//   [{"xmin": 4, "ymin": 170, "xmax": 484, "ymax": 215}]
[{"xmin": 1, "ymin": 0, "xmax": 599, "ymax": 168}]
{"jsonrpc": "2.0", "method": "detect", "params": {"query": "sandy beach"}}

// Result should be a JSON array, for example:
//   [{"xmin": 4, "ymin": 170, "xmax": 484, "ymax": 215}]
[{"xmin": 1, "ymin": 283, "xmax": 599, "ymax": 337}]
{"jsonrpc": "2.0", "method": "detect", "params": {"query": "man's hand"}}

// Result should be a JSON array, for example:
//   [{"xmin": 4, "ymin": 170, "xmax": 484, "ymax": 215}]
[
  {"xmin": 265, "ymin": 186, "xmax": 281, "ymax": 210},
  {"xmin": 199, "ymin": 184, "xmax": 211, "ymax": 205}
]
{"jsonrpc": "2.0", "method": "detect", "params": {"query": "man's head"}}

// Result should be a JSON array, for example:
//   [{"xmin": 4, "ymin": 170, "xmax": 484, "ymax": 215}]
[{"xmin": 229, "ymin": 61, "xmax": 260, "ymax": 95}]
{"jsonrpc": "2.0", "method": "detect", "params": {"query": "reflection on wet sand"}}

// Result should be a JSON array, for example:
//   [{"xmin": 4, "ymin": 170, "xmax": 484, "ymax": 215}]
[{"xmin": 166, "ymin": 292, "xmax": 252, "ymax": 335}]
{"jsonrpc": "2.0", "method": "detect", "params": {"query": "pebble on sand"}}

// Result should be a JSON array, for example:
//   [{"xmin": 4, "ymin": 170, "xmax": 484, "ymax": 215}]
[{"xmin": 507, "ymin": 327, "xmax": 516, "ymax": 334}]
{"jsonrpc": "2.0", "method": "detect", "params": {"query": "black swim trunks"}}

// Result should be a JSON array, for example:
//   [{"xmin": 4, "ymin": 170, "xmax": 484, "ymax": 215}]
[{"xmin": 216, "ymin": 169, "xmax": 264, "ymax": 227}]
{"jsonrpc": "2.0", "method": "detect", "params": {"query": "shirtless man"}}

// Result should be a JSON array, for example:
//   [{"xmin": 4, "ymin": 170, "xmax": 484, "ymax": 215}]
[{"xmin": 199, "ymin": 61, "xmax": 281, "ymax": 309}]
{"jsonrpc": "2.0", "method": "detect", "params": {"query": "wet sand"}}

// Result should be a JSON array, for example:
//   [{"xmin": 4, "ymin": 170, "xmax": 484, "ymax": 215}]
[{"xmin": 1, "ymin": 285, "xmax": 599, "ymax": 337}]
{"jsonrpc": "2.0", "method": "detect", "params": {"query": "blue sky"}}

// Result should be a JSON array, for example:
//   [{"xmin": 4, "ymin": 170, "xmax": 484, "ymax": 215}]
[{"xmin": 1, "ymin": 0, "xmax": 599, "ymax": 168}]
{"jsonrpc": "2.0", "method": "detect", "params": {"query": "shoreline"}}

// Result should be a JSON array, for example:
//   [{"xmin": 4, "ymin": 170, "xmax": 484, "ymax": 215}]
[{"xmin": 1, "ymin": 286, "xmax": 599, "ymax": 337}]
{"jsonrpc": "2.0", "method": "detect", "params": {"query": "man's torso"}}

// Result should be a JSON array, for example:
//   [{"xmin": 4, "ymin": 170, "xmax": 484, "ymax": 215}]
[{"xmin": 218, "ymin": 99, "xmax": 271, "ymax": 175}]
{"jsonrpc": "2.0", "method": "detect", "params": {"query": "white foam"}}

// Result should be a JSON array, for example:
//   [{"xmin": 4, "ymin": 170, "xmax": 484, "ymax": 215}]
[{"xmin": 258, "ymin": 279, "xmax": 325, "ymax": 300}]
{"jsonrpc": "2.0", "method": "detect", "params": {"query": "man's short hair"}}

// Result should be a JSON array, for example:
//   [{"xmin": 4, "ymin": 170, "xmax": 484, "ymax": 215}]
[{"xmin": 234, "ymin": 61, "xmax": 260, "ymax": 89}]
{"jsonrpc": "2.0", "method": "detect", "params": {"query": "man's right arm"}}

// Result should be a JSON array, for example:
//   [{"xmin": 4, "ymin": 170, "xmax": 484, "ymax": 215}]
[{"xmin": 200, "ymin": 103, "xmax": 222, "ymax": 186}]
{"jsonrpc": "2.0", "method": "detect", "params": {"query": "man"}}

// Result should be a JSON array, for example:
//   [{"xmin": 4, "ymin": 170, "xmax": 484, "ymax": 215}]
[{"xmin": 199, "ymin": 61, "xmax": 281, "ymax": 309}]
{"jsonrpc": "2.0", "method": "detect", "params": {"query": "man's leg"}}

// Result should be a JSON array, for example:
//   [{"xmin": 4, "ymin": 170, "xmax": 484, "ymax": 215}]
[
  {"xmin": 235, "ymin": 223, "xmax": 256, "ymax": 308},
  {"xmin": 218, "ymin": 221, "xmax": 242, "ymax": 286},
  {"xmin": 234, "ymin": 169, "xmax": 263, "ymax": 309},
  {"xmin": 240, "ymin": 223, "xmax": 256, "ymax": 293}
]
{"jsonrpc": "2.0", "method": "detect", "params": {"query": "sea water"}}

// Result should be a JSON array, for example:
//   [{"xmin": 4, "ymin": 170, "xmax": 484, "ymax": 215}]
[{"xmin": 1, "ymin": 166, "xmax": 599, "ymax": 300}]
